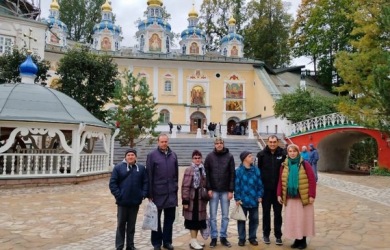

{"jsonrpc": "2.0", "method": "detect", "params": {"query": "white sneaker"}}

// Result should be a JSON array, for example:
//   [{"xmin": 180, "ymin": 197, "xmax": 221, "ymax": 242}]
[
  {"xmin": 190, "ymin": 239, "xmax": 203, "ymax": 250},
  {"xmin": 197, "ymin": 240, "xmax": 205, "ymax": 247}
]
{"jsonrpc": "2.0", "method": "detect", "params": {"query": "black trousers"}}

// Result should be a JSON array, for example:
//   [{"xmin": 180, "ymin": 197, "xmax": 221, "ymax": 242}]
[
  {"xmin": 151, "ymin": 207, "xmax": 176, "ymax": 248},
  {"xmin": 261, "ymin": 189, "xmax": 283, "ymax": 238},
  {"xmin": 115, "ymin": 205, "xmax": 140, "ymax": 250}
]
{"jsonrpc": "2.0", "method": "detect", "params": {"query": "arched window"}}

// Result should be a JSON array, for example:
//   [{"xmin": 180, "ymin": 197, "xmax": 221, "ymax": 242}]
[
  {"xmin": 164, "ymin": 80, "xmax": 172, "ymax": 92},
  {"xmin": 159, "ymin": 109, "xmax": 170, "ymax": 124},
  {"xmin": 182, "ymin": 45, "xmax": 186, "ymax": 54},
  {"xmin": 166, "ymin": 36, "xmax": 170, "ymax": 52},
  {"xmin": 140, "ymin": 35, "xmax": 145, "ymax": 51}
]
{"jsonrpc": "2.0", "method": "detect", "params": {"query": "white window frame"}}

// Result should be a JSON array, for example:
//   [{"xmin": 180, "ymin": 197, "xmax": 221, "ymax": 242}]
[{"xmin": 0, "ymin": 36, "xmax": 14, "ymax": 55}]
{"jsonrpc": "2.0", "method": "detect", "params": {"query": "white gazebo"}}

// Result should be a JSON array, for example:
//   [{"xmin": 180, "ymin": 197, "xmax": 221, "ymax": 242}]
[{"xmin": 0, "ymin": 54, "xmax": 112, "ymax": 180}]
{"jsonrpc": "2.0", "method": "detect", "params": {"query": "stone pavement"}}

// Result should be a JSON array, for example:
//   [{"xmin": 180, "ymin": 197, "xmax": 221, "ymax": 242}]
[{"xmin": 1, "ymin": 171, "xmax": 390, "ymax": 250}]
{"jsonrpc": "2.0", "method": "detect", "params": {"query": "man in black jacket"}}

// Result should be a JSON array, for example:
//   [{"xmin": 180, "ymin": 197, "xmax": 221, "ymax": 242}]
[
  {"xmin": 257, "ymin": 135, "xmax": 286, "ymax": 246},
  {"xmin": 205, "ymin": 137, "xmax": 235, "ymax": 248},
  {"xmin": 109, "ymin": 149, "xmax": 149, "ymax": 250}
]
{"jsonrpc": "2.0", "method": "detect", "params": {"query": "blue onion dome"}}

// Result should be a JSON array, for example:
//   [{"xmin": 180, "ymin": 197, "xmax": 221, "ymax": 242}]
[
  {"xmin": 221, "ymin": 17, "xmax": 243, "ymax": 44},
  {"xmin": 93, "ymin": 21, "xmax": 122, "ymax": 36},
  {"xmin": 181, "ymin": 27, "xmax": 206, "ymax": 40},
  {"xmin": 45, "ymin": 16, "xmax": 68, "ymax": 32},
  {"xmin": 19, "ymin": 53, "xmax": 38, "ymax": 76},
  {"xmin": 137, "ymin": 17, "xmax": 171, "ymax": 32}
]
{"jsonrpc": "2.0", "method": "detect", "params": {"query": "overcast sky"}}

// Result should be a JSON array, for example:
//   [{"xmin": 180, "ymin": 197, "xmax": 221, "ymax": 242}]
[{"xmin": 39, "ymin": 0, "xmax": 311, "ymax": 68}]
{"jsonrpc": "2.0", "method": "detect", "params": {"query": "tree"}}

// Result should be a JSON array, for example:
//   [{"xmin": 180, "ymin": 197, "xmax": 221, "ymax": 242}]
[
  {"xmin": 112, "ymin": 72, "xmax": 159, "ymax": 147},
  {"xmin": 199, "ymin": 0, "xmax": 246, "ymax": 51},
  {"xmin": 0, "ymin": 48, "xmax": 50, "ymax": 84},
  {"xmin": 290, "ymin": 0, "xmax": 355, "ymax": 89},
  {"xmin": 273, "ymin": 88, "xmax": 339, "ymax": 123},
  {"xmin": 59, "ymin": 0, "xmax": 106, "ymax": 43},
  {"xmin": 56, "ymin": 46, "xmax": 118, "ymax": 121},
  {"xmin": 335, "ymin": 0, "xmax": 390, "ymax": 132},
  {"xmin": 243, "ymin": 0, "xmax": 292, "ymax": 68}
]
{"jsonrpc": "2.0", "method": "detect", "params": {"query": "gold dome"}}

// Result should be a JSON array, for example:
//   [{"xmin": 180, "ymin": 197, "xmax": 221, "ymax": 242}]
[
  {"xmin": 228, "ymin": 16, "xmax": 236, "ymax": 25},
  {"xmin": 147, "ymin": 0, "xmax": 163, "ymax": 7},
  {"xmin": 188, "ymin": 4, "xmax": 198, "ymax": 18},
  {"xmin": 101, "ymin": 0, "xmax": 112, "ymax": 12},
  {"xmin": 50, "ymin": 0, "xmax": 60, "ymax": 10}
]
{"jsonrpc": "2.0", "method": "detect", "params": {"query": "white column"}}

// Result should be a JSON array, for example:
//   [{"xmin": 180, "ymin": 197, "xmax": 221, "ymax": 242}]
[
  {"xmin": 178, "ymin": 67, "xmax": 183, "ymax": 103},
  {"xmin": 153, "ymin": 67, "xmax": 159, "ymax": 102}
]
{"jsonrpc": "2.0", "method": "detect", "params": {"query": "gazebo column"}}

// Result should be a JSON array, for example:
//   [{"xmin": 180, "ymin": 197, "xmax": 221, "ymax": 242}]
[{"xmin": 71, "ymin": 123, "xmax": 85, "ymax": 175}]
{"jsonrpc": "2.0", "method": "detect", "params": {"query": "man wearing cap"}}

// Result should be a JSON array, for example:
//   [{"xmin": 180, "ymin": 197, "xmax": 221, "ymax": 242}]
[
  {"xmin": 234, "ymin": 151, "xmax": 263, "ymax": 247},
  {"xmin": 257, "ymin": 135, "xmax": 286, "ymax": 245},
  {"xmin": 204, "ymin": 137, "xmax": 235, "ymax": 248},
  {"xmin": 146, "ymin": 134, "xmax": 179, "ymax": 250},
  {"xmin": 109, "ymin": 148, "xmax": 149, "ymax": 250}
]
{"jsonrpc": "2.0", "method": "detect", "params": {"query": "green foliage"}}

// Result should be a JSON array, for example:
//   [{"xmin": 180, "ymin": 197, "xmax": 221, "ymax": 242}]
[
  {"xmin": 111, "ymin": 72, "xmax": 159, "ymax": 147},
  {"xmin": 334, "ymin": 0, "xmax": 390, "ymax": 132},
  {"xmin": 199, "ymin": 0, "xmax": 246, "ymax": 51},
  {"xmin": 290, "ymin": 0, "xmax": 355, "ymax": 86},
  {"xmin": 59, "ymin": 0, "xmax": 106, "ymax": 43},
  {"xmin": 0, "ymin": 48, "xmax": 50, "ymax": 84},
  {"xmin": 370, "ymin": 167, "xmax": 390, "ymax": 176},
  {"xmin": 56, "ymin": 46, "xmax": 119, "ymax": 121},
  {"xmin": 243, "ymin": 0, "xmax": 292, "ymax": 68},
  {"xmin": 349, "ymin": 138, "xmax": 378, "ymax": 165},
  {"xmin": 273, "ymin": 88, "xmax": 339, "ymax": 123}
]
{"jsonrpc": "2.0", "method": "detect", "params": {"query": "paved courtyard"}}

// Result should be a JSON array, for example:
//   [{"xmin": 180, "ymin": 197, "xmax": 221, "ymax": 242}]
[{"xmin": 1, "ymin": 170, "xmax": 390, "ymax": 250}]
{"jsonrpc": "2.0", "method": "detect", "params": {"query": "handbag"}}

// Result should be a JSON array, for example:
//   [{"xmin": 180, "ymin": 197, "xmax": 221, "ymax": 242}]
[
  {"xmin": 199, "ymin": 187, "xmax": 210, "ymax": 201},
  {"xmin": 230, "ymin": 204, "xmax": 246, "ymax": 221},
  {"xmin": 200, "ymin": 215, "xmax": 210, "ymax": 240}
]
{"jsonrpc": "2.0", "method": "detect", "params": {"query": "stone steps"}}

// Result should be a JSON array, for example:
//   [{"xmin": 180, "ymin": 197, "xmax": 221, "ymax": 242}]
[{"xmin": 112, "ymin": 137, "xmax": 261, "ymax": 167}]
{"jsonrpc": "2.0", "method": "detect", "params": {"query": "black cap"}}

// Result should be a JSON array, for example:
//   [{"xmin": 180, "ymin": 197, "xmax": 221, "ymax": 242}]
[
  {"xmin": 240, "ymin": 151, "xmax": 251, "ymax": 162},
  {"xmin": 125, "ymin": 148, "xmax": 137, "ymax": 157}
]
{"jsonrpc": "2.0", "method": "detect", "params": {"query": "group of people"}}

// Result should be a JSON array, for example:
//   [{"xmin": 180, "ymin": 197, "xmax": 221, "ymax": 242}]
[
  {"xmin": 204, "ymin": 122, "xmax": 221, "ymax": 137},
  {"xmin": 109, "ymin": 134, "xmax": 317, "ymax": 250}
]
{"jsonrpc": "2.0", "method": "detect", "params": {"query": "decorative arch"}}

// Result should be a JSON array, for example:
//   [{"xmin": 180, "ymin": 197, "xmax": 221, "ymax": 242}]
[{"xmin": 190, "ymin": 111, "xmax": 206, "ymax": 132}]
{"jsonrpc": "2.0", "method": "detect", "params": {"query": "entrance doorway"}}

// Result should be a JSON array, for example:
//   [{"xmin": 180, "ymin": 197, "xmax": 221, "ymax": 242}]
[
  {"xmin": 227, "ymin": 117, "xmax": 240, "ymax": 135},
  {"xmin": 190, "ymin": 112, "xmax": 206, "ymax": 133}
]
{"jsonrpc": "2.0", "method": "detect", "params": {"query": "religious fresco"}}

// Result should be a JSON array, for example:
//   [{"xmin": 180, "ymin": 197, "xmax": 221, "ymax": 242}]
[
  {"xmin": 226, "ymin": 100, "xmax": 243, "ymax": 111},
  {"xmin": 226, "ymin": 83, "xmax": 243, "ymax": 99},
  {"xmin": 101, "ymin": 37, "xmax": 111, "ymax": 50},
  {"xmin": 231, "ymin": 45, "xmax": 238, "ymax": 56},
  {"xmin": 190, "ymin": 42, "xmax": 199, "ymax": 54},
  {"xmin": 149, "ymin": 33, "xmax": 162, "ymax": 52},
  {"xmin": 190, "ymin": 86, "xmax": 205, "ymax": 105}
]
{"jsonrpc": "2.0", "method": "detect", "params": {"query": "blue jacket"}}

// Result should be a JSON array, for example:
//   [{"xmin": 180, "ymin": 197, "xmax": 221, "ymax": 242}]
[
  {"xmin": 301, "ymin": 151, "xmax": 310, "ymax": 161},
  {"xmin": 109, "ymin": 160, "xmax": 149, "ymax": 207},
  {"xmin": 309, "ymin": 149, "xmax": 319, "ymax": 165},
  {"xmin": 146, "ymin": 146, "xmax": 179, "ymax": 209},
  {"xmin": 234, "ymin": 164, "xmax": 264, "ymax": 208}
]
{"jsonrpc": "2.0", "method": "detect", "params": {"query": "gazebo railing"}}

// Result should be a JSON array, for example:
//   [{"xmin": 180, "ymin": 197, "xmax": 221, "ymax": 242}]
[
  {"xmin": 290, "ymin": 113, "xmax": 359, "ymax": 135},
  {"xmin": 0, "ymin": 153, "xmax": 109, "ymax": 177}
]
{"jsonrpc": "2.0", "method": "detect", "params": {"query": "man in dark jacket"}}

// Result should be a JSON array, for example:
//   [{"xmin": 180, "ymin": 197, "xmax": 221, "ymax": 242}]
[
  {"xmin": 309, "ymin": 143, "xmax": 319, "ymax": 182},
  {"xmin": 205, "ymin": 137, "xmax": 235, "ymax": 248},
  {"xmin": 257, "ymin": 135, "xmax": 286, "ymax": 246},
  {"xmin": 109, "ymin": 148, "xmax": 149, "ymax": 250},
  {"xmin": 146, "ymin": 134, "xmax": 178, "ymax": 250}
]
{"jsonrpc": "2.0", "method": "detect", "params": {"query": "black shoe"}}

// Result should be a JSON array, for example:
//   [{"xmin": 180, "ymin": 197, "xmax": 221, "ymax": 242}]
[
  {"xmin": 210, "ymin": 238, "xmax": 217, "ymax": 248},
  {"xmin": 276, "ymin": 238, "xmax": 283, "ymax": 245},
  {"xmin": 220, "ymin": 237, "xmax": 232, "ymax": 248},
  {"xmin": 291, "ymin": 239, "xmax": 300, "ymax": 248},
  {"xmin": 263, "ymin": 236, "xmax": 271, "ymax": 244},
  {"xmin": 298, "ymin": 237, "xmax": 307, "ymax": 249},
  {"xmin": 249, "ymin": 239, "xmax": 258, "ymax": 246},
  {"xmin": 126, "ymin": 247, "xmax": 137, "ymax": 250},
  {"xmin": 163, "ymin": 244, "xmax": 174, "ymax": 250},
  {"xmin": 153, "ymin": 247, "xmax": 161, "ymax": 250},
  {"xmin": 238, "ymin": 240, "xmax": 245, "ymax": 246}
]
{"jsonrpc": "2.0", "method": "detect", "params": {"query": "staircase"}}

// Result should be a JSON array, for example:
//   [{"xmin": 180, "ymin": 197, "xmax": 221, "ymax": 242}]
[{"xmin": 112, "ymin": 137, "xmax": 261, "ymax": 167}]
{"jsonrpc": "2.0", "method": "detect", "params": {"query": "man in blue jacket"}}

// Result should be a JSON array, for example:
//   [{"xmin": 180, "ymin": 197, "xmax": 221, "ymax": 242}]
[
  {"xmin": 147, "ymin": 134, "xmax": 179, "ymax": 250},
  {"xmin": 109, "ymin": 148, "xmax": 149, "ymax": 250}
]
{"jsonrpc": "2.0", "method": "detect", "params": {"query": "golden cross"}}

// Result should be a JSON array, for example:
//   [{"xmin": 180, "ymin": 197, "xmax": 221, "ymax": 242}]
[{"xmin": 23, "ymin": 28, "xmax": 37, "ymax": 52}]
